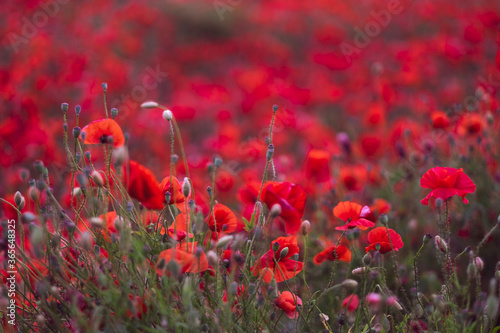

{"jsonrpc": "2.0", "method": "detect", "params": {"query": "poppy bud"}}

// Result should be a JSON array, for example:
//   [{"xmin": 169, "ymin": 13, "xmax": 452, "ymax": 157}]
[
  {"xmin": 75, "ymin": 152, "xmax": 82, "ymax": 164},
  {"xmin": 36, "ymin": 314, "xmax": 46, "ymax": 326},
  {"xmin": 188, "ymin": 199, "xmax": 195, "ymax": 212},
  {"xmin": 29, "ymin": 187, "xmax": 40, "ymax": 202},
  {"xmin": 214, "ymin": 157, "xmax": 223, "ymax": 167},
  {"xmin": 272, "ymin": 242, "xmax": 280, "ymax": 253},
  {"xmin": 270, "ymin": 204, "xmax": 281, "ymax": 217},
  {"xmin": 91, "ymin": 171, "xmax": 104, "ymax": 187},
  {"xmin": 14, "ymin": 191, "xmax": 24, "ymax": 207},
  {"xmin": 216, "ymin": 235, "xmax": 233, "ymax": 249},
  {"xmin": 379, "ymin": 214, "xmax": 388, "ymax": 226},
  {"xmin": 101, "ymin": 82, "xmax": 107, "ymax": 91},
  {"xmin": 434, "ymin": 236, "xmax": 448, "ymax": 253},
  {"xmin": 171, "ymin": 154, "xmax": 179, "ymax": 164},
  {"xmin": 366, "ymin": 292, "xmax": 382, "ymax": 306},
  {"xmin": 279, "ymin": 247, "xmax": 289, "ymax": 259},
  {"xmin": 84, "ymin": 151, "xmax": 91, "ymax": 161},
  {"xmin": 113, "ymin": 146, "xmax": 128, "ymax": 166},
  {"xmin": 126, "ymin": 201, "xmax": 134, "ymax": 213},
  {"xmin": 75, "ymin": 105, "xmax": 81, "ymax": 116},
  {"xmin": 206, "ymin": 251, "xmax": 218, "ymax": 267},
  {"xmin": 363, "ymin": 253, "xmax": 372, "ymax": 266},
  {"xmin": 166, "ymin": 260, "xmax": 180, "ymax": 278},
  {"xmin": 475, "ymin": 257, "xmax": 484, "ymax": 271},
  {"xmin": 34, "ymin": 160, "xmax": 44, "ymax": 174},
  {"xmin": 182, "ymin": 178, "xmax": 191, "ymax": 198},
  {"xmin": 435, "ymin": 198, "xmax": 444, "ymax": 207},
  {"xmin": 140, "ymin": 101, "xmax": 159, "ymax": 109},
  {"xmin": 423, "ymin": 234, "xmax": 432, "ymax": 244},
  {"xmin": 468, "ymin": 263, "xmax": 477, "ymax": 279},
  {"xmin": 301, "ymin": 220, "xmax": 310, "ymax": 235},
  {"xmin": 90, "ymin": 217, "xmax": 104, "ymax": 228},
  {"xmin": 270, "ymin": 278, "xmax": 278, "ymax": 299},
  {"xmin": 352, "ymin": 267, "xmax": 367, "ymax": 275},
  {"xmin": 61, "ymin": 103, "xmax": 69, "ymax": 113},
  {"xmin": 272, "ymin": 104, "xmax": 278, "ymax": 113},
  {"xmin": 163, "ymin": 110, "xmax": 173, "ymax": 121},
  {"xmin": 164, "ymin": 191, "xmax": 171, "ymax": 204},
  {"xmin": 19, "ymin": 169, "xmax": 29, "ymax": 182},
  {"xmin": 111, "ymin": 108, "xmax": 118, "ymax": 119},
  {"xmin": 342, "ymin": 279, "xmax": 358, "ymax": 289},
  {"xmin": 337, "ymin": 132, "xmax": 351, "ymax": 155}
]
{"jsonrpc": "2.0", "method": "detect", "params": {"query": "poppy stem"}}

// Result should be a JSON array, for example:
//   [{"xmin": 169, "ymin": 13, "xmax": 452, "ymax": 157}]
[
  {"xmin": 103, "ymin": 90, "xmax": 109, "ymax": 119},
  {"xmin": 326, "ymin": 231, "xmax": 346, "ymax": 288}
]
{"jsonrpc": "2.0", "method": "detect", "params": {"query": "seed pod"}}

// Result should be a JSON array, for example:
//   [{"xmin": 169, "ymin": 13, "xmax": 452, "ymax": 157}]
[
  {"xmin": 163, "ymin": 110, "xmax": 173, "ymax": 121},
  {"xmin": 301, "ymin": 220, "xmax": 311, "ymax": 235},
  {"xmin": 61, "ymin": 103, "xmax": 69, "ymax": 113},
  {"xmin": 141, "ymin": 101, "xmax": 159, "ymax": 109}
]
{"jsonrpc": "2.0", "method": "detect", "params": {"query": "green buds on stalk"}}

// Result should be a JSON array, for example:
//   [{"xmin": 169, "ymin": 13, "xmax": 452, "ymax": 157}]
[
  {"xmin": 73, "ymin": 126, "xmax": 81, "ymax": 139},
  {"xmin": 111, "ymin": 108, "xmax": 118, "ymax": 119},
  {"xmin": 75, "ymin": 105, "xmax": 81, "ymax": 116},
  {"xmin": 101, "ymin": 82, "xmax": 108, "ymax": 92},
  {"xmin": 61, "ymin": 103, "xmax": 69, "ymax": 113},
  {"xmin": 266, "ymin": 144, "xmax": 274, "ymax": 160}
]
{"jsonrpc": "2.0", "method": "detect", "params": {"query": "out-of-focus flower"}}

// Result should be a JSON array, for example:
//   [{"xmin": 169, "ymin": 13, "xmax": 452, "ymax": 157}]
[
  {"xmin": 333, "ymin": 201, "xmax": 374, "ymax": 231},
  {"xmin": 420, "ymin": 167, "xmax": 476, "ymax": 205},
  {"xmin": 341, "ymin": 294, "xmax": 359, "ymax": 312},
  {"xmin": 156, "ymin": 242, "xmax": 209, "ymax": 275},
  {"xmin": 260, "ymin": 182, "xmax": 306, "ymax": 235},
  {"xmin": 205, "ymin": 204, "xmax": 241, "ymax": 240},
  {"xmin": 313, "ymin": 244, "xmax": 351, "ymax": 264},
  {"xmin": 274, "ymin": 291, "xmax": 302, "ymax": 319},
  {"xmin": 304, "ymin": 149, "xmax": 330, "ymax": 183},
  {"xmin": 123, "ymin": 160, "xmax": 164, "ymax": 210}
]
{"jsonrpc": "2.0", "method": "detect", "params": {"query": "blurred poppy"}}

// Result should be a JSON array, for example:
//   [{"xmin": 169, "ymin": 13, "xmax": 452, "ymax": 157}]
[
  {"xmin": 124, "ymin": 160, "xmax": 164, "ymax": 210},
  {"xmin": 81, "ymin": 119, "xmax": 125, "ymax": 148},
  {"xmin": 274, "ymin": 291, "xmax": 302, "ymax": 319},
  {"xmin": 313, "ymin": 244, "xmax": 351, "ymax": 264},
  {"xmin": 156, "ymin": 242, "xmax": 208, "ymax": 275},
  {"xmin": 342, "ymin": 294, "xmax": 359, "ymax": 312},
  {"xmin": 365, "ymin": 227, "xmax": 404, "ymax": 254},
  {"xmin": 431, "ymin": 111, "xmax": 450, "ymax": 129},
  {"xmin": 333, "ymin": 201, "xmax": 374, "ymax": 231},
  {"xmin": 304, "ymin": 149, "xmax": 331, "ymax": 183},
  {"xmin": 160, "ymin": 213, "xmax": 192, "ymax": 241},
  {"xmin": 261, "ymin": 182, "xmax": 306, "ymax": 235},
  {"xmin": 252, "ymin": 236, "xmax": 303, "ymax": 283},
  {"xmin": 339, "ymin": 165, "xmax": 367, "ymax": 191},
  {"xmin": 455, "ymin": 113, "xmax": 484, "ymax": 136},
  {"xmin": 420, "ymin": 167, "xmax": 476, "ymax": 205},
  {"xmin": 158, "ymin": 176, "xmax": 185, "ymax": 205}
]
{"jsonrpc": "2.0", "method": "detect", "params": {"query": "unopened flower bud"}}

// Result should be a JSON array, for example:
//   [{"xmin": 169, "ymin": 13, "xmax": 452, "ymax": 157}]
[
  {"xmin": 342, "ymin": 279, "xmax": 358, "ymax": 289},
  {"xmin": 84, "ymin": 151, "xmax": 91, "ymax": 161},
  {"xmin": 379, "ymin": 214, "xmax": 388, "ymax": 225},
  {"xmin": 423, "ymin": 234, "xmax": 432, "ymax": 244},
  {"xmin": 89, "ymin": 217, "xmax": 104, "ymax": 228},
  {"xmin": 206, "ymin": 251, "xmax": 218, "ymax": 267},
  {"xmin": 266, "ymin": 144, "xmax": 274, "ymax": 160},
  {"xmin": 34, "ymin": 160, "xmax": 44, "ymax": 174},
  {"xmin": 101, "ymin": 82, "xmax": 108, "ymax": 91},
  {"xmin": 182, "ymin": 177, "xmax": 191, "ymax": 197},
  {"xmin": 14, "ymin": 191, "xmax": 24, "ymax": 207},
  {"xmin": 214, "ymin": 157, "xmax": 223, "ymax": 167},
  {"xmin": 279, "ymin": 247, "xmax": 289, "ymax": 259},
  {"xmin": 110, "ymin": 108, "xmax": 118, "ymax": 119},
  {"xmin": 91, "ymin": 171, "xmax": 104, "ymax": 187},
  {"xmin": 272, "ymin": 242, "xmax": 280, "ymax": 253},
  {"xmin": 362, "ymin": 253, "xmax": 372, "ymax": 266},
  {"xmin": 61, "ymin": 103, "xmax": 68, "ymax": 113},
  {"xmin": 475, "ymin": 257, "xmax": 484, "ymax": 272},
  {"xmin": 270, "ymin": 204, "xmax": 281, "ymax": 217},
  {"xmin": 164, "ymin": 191, "xmax": 171, "ymax": 204},
  {"xmin": 171, "ymin": 154, "xmax": 179, "ymax": 164},
  {"xmin": 468, "ymin": 263, "xmax": 477, "ymax": 279},
  {"xmin": 216, "ymin": 235, "xmax": 233, "ymax": 249},
  {"xmin": 352, "ymin": 267, "xmax": 367, "ymax": 275},
  {"xmin": 434, "ymin": 236, "xmax": 448, "ymax": 253},
  {"xmin": 112, "ymin": 146, "xmax": 128, "ymax": 166},
  {"xmin": 270, "ymin": 278, "xmax": 278, "ymax": 299},
  {"xmin": 301, "ymin": 220, "xmax": 311, "ymax": 235},
  {"xmin": 75, "ymin": 105, "xmax": 81, "ymax": 116},
  {"xmin": 163, "ymin": 110, "xmax": 173, "ymax": 121},
  {"xmin": 140, "ymin": 101, "xmax": 159, "ymax": 109},
  {"xmin": 435, "ymin": 198, "xmax": 444, "ymax": 207},
  {"xmin": 272, "ymin": 104, "xmax": 278, "ymax": 113}
]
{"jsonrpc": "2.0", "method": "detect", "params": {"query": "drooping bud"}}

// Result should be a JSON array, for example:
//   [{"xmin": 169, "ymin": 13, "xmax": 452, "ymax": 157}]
[
  {"xmin": 301, "ymin": 220, "xmax": 310, "ymax": 235},
  {"xmin": 162, "ymin": 110, "xmax": 173, "ymax": 121},
  {"xmin": 140, "ymin": 101, "xmax": 159, "ymax": 109},
  {"xmin": 216, "ymin": 235, "xmax": 233, "ymax": 249},
  {"xmin": 182, "ymin": 177, "xmax": 191, "ymax": 198},
  {"xmin": 84, "ymin": 151, "xmax": 91, "ymax": 161},
  {"xmin": 207, "ymin": 251, "xmax": 218, "ymax": 267},
  {"xmin": 423, "ymin": 234, "xmax": 432, "ymax": 244},
  {"xmin": 352, "ymin": 267, "xmax": 367, "ymax": 275},
  {"xmin": 379, "ymin": 214, "xmax": 388, "ymax": 226},
  {"xmin": 342, "ymin": 279, "xmax": 358, "ymax": 289},
  {"xmin": 14, "ymin": 191, "xmax": 24, "ymax": 208}
]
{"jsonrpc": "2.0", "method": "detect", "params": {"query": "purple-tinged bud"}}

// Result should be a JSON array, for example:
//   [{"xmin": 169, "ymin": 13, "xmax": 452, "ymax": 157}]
[
  {"xmin": 266, "ymin": 144, "xmax": 274, "ymax": 160},
  {"xmin": 337, "ymin": 132, "xmax": 351, "ymax": 155},
  {"xmin": 182, "ymin": 177, "xmax": 191, "ymax": 198},
  {"xmin": 61, "ymin": 103, "xmax": 69, "ymax": 113},
  {"xmin": 111, "ymin": 108, "xmax": 118, "ymax": 119},
  {"xmin": 434, "ymin": 236, "xmax": 448, "ymax": 253},
  {"xmin": 101, "ymin": 82, "xmax": 108, "ymax": 91},
  {"xmin": 75, "ymin": 105, "xmax": 81, "ymax": 116},
  {"xmin": 301, "ymin": 220, "xmax": 310, "ymax": 235}
]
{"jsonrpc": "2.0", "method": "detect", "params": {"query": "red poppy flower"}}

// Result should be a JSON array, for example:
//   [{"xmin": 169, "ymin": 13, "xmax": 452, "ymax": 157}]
[
  {"xmin": 342, "ymin": 294, "xmax": 359, "ymax": 312},
  {"xmin": 431, "ymin": 111, "xmax": 450, "ymax": 129},
  {"xmin": 304, "ymin": 149, "xmax": 331, "ymax": 183},
  {"xmin": 252, "ymin": 236, "xmax": 303, "ymax": 283},
  {"xmin": 365, "ymin": 227, "xmax": 404, "ymax": 254},
  {"xmin": 81, "ymin": 119, "xmax": 125, "ymax": 148},
  {"xmin": 156, "ymin": 242, "xmax": 208, "ymax": 275},
  {"xmin": 260, "ymin": 182, "xmax": 306, "ymax": 235},
  {"xmin": 274, "ymin": 291, "xmax": 302, "ymax": 319},
  {"xmin": 420, "ymin": 167, "xmax": 476, "ymax": 205},
  {"xmin": 455, "ymin": 114, "xmax": 484, "ymax": 136},
  {"xmin": 158, "ymin": 176, "xmax": 185, "ymax": 206},
  {"xmin": 333, "ymin": 201, "xmax": 374, "ymax": 231},
  {"xmin": 339, "ymin": 165, "xmax": 367, "ymax": 191},
  {"xmin": 123, "ymin": 160, "xmax": 164, "ymax": 210},
  {"xmin": 313, "ymin": 245, "xmax": 351, "ymax": 264},
  {"xmin": 160, "ymin": 213, "xmax": 193, "ymax": 241},
  {"xmin": 205, "ymin": 204, "xmax": 240, "ymax": 240}
]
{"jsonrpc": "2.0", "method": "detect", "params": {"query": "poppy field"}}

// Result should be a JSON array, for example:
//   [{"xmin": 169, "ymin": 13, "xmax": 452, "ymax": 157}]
[{"xmin": 2, "ymin": 0, "xmax": 500, "ymax": 332}]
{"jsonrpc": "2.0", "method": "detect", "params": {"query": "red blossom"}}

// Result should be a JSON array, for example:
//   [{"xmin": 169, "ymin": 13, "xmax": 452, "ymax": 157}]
[
  {"xmin": 313, "ymin": 245, "xmax": 351, "ymax": 264},
  {"xmin": 420, "ymin": 167, "xmax": 476, "ymax": 205},
  {"xmin": 124, "ymin": 160, "xmax": 164, "ymax": 210},
  {"xmin": 365, "ymin": 227, "xmax": 404, "ymax": 254},
  {"xmin": 81, "ymin": 119, "xmax": 125, "ymax": 148},
  {"xmin": 274, "ymin": 291, "xmax": 302, "ymax": 319},
  {"xmin": 333, "ymin": 201, "xmax": 374, "ymax": 231}
]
